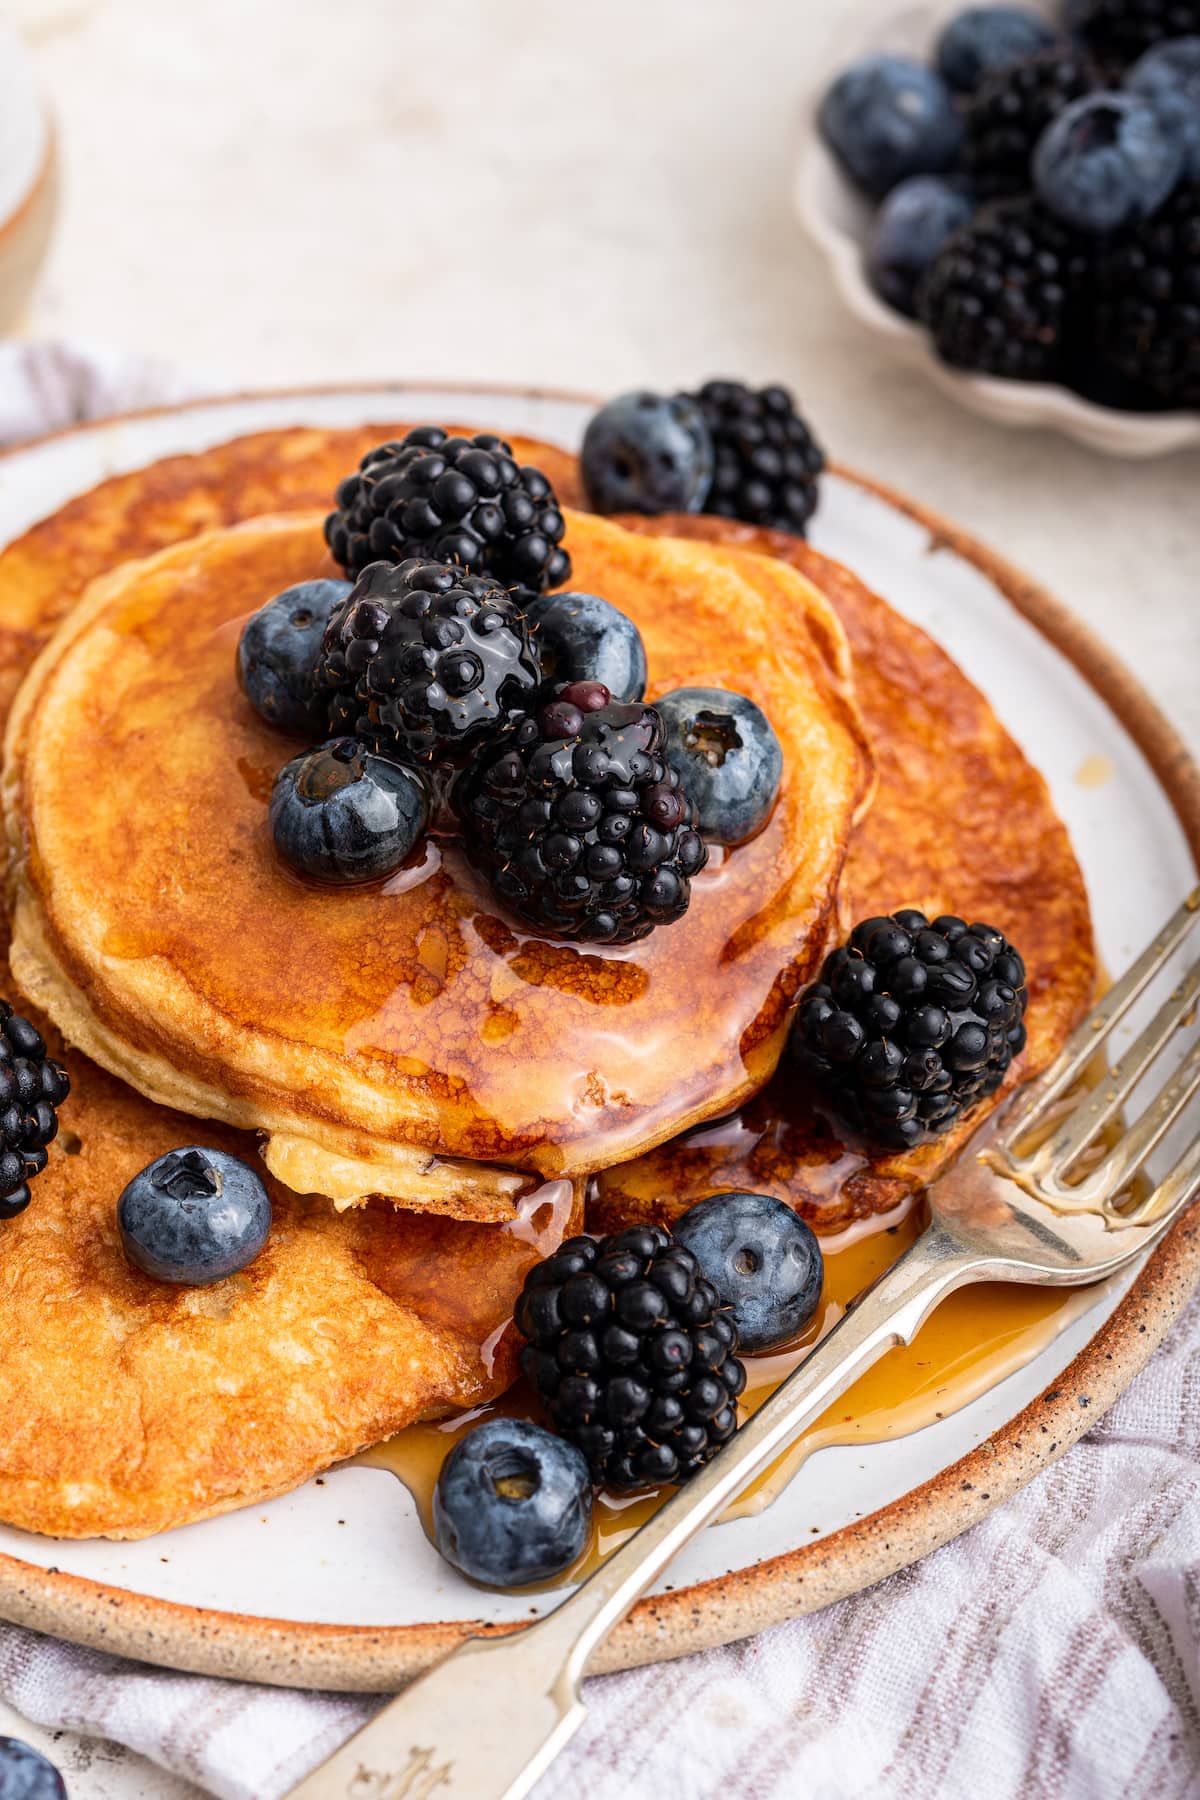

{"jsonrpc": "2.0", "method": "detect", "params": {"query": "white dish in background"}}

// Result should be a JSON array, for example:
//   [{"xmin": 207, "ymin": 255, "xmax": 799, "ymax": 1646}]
[
  {"xmin": 795, "ymin": 0, "xmax": 1200, "ymax": 459},
  {"xmin": 0, "ymin": 18, "xmax": 56, "ymax": 334}
]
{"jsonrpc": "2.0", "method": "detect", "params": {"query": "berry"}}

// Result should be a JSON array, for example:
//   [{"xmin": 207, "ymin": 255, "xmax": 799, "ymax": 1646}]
[
  {"xmin": 1128, "ymin": 38, "xmax": 1200, "ymax": 179},
  {"xmin": 581, "ymin": 391, "xmax": 713, "ymax": 515},
  {"xmin": 270, "ymin": 739, "xmax": 429, "ymax": 884},
  {"xmin": 1090, "ymin": 181, "xmax": 1200, "ymax": 406},
  {"xmin": 521, "ymin": 589, "xmax": 647, "ymax": 703},
  {"xmin": 918, "ymin": 197, "xmax": 1089, "ymax": 380},
  {"xmin": 868, "ymin": 175, "xmax": 977, "ymax": 317},
  {"xmin": 1034, "ymin": 91, "xmax": 1183, "ymax": 232},
  {"xmin": 118, "ymin": 1147, "xmax": 271, "ymax": 1285},
  {"xmin": 687, "ymin": 379, "xmax": 824, "ymax": 536},
  {"xmin": 433, "ymin": 1417, "xmax": 592, "ymax": 1587},
  {"xmin": 515, "ymin": 1226, "xmax": 746, "ymax": 1490},
  {"xmin": 818, "ymin": 54, "xmax": 963, "ymax": 197},
  {"xmin": 456, "ymin": 683, "xmax": 707, "ymax": 945},
  {"xmin": 0, "ymin": 1740, "xmax": 66, "ymax": 1800},
  {"xmin": 236, "ymin": 579, "xmax": 351, "ymax": 737},
  {"xmin": 963, "ymin": 48, "xmax": 1097, "ymax": 196},
  {"xmin": 318, "ymin": 557, "xmax": 541, "ymax": 769},
  {"xmin": 936, "ymin": 6, "xmax": 1059, "ymax": 91},
  {"xmin": 792, "ymin": 910, "xmax": 1029, "ymax": 1151},
  {"xmin": 1072, "ymin": 0, "xmax": 1200, "ymax": 74},
  {"xmin": 654, "ymin": 686, "xmax": 782, "ymax": 847},
  {"xmin": 0, "ymin": 1003, "xmax": 70, "ymax": 1222},
  {"xmin": 325, "ymin": 427, "xmax": 571, "ymax": 593},
  {"xmin": 673, "ymin": 1192, "xmax": 824, "ymax": 1353}
]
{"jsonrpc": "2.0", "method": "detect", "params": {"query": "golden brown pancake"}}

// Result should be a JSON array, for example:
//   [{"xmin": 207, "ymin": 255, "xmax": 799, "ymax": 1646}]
[
  {"xmin": 4, "ymin": 510, "xmax": 870, "ymax": 1216},
  {"xmin": 0, "ymin": 1041, "xmax": 581, "ymax": 1539},
  {"xmin": 594, "ymin": 516, "xmax": 1094, "ymax": 1235}
]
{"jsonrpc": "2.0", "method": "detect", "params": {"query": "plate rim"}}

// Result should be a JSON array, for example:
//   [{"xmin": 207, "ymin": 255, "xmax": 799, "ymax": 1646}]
[{"xmin": 0, "ymin": 379, "xmax": 1195, "ymax": 1692}]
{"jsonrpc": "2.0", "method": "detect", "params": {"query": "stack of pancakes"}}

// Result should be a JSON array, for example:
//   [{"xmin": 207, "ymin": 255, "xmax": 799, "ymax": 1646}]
[{"xmin": 0, "ymin": 424, "xmax": 1093, "ymax": 1539}]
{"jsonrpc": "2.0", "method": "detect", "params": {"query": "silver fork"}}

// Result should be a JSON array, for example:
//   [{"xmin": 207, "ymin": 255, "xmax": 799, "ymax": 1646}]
[{"xmin": 288, "ymin": 891, "xmax": 1200, "ymax": 1800}]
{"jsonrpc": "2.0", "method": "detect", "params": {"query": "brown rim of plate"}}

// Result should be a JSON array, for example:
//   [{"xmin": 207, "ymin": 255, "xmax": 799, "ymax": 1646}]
[{"xmin": 0, "ymin": 382, "xmax": 1195, "ymax": 1694}]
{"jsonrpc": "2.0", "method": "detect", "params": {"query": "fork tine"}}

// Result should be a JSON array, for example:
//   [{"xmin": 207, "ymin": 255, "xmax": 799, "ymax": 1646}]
[
  {"xmin": 1081, "ymin": 1035, "xmax": 1200, "ymax": 1208},
  {"xmin": 1030, "ymin": 956, "xmax": 1200, "ymax": 1179},
  {"xmin": 1004, "ymin": 887, "xmax": 1200, "ymax": 1147},
  {"xmin": 1119, "ymin": 1126, "xmax": 1200, "ymax": 1227}
]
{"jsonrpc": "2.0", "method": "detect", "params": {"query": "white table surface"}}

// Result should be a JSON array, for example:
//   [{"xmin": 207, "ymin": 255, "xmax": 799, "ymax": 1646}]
[{"xmin": 5, "ymin": 1, "xmax": 1198, "ymax": 1794}]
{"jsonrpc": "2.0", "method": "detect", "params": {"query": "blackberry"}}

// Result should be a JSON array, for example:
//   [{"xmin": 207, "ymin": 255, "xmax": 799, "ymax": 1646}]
[
  {"xmin": 918, "ymin": 198, "xmax": 1089, "ymax": 380},
  {"xmin": 792, "ymin": 909, "xmax": 1028, "ymax": 1152},
  {"xmin": 515, "ymin": 1225, "xmax": 746, "ymax": 1490},
  {"xmin": 0, "ymin": 1004, "xmax": 70, "ymax": 1221},
  {"xmin": 684, "ymin": 380, "xmax": 824, "ymax": 537},
  {"xmin": 456, "ymin": 680, "xmax": 707, "ymax": 945},
  {"xmin": 1072, "ymin": 0, "xmax": 1200, "ymax": 74},
  {"xmin": 325, "ymin": 427, "xmax": 571, "ymax": 593},
  {"xmin": 1090, "ymin": 182, "xmax": 1200, "ymax": 408},
  {"xmin": 318, "ymin": 558, "xmax": 541, "ymax": 769},
  {"xmin": 962, "ymin": 49, "xmax": 1096, "ymax": 197}
]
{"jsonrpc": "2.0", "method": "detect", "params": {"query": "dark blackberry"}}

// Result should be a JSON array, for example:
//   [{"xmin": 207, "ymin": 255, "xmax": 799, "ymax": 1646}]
[
  {"xmin": 1089, "ymin": 182, "xmax": 1200, "ymax": 408},
  {"xmin": 918, "ymin": 198, "xmax": 1089, "ymax": 381},
  {"xmin": 685, "ymin": 380, "xmax": 824, "ymax": 537},
  {"xmin": 0, "ymin": 1003, "xmax": 70, "ymax": 1221},
  {"xmin": 318, "ymin": 558, "xmax": 541, "ymax": 769},
  {"xmin": 455, "ymin": 680, "xmax": 707, "ymax": 945},
  {"xmin": 515, "ymin": 1225, "xmax": 746, "ymax": 1490},
  {"xmin": 325, "ymin": 427, "xmax": 571, "ymax": 593},
  {"xmin": 962, "ymin": 49, "xmax": 1096, "ymax": 197},
  {"xmin": 1072, "ymin": 0, "xmax": 1200, "ymax": 74},
  {"xmin": 791, "ymin": 909, "xmax": 1028, "ymax": 1152}
]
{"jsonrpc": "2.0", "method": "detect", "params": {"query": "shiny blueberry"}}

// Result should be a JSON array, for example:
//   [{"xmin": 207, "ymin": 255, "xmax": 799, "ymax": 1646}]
[
  {"xmin": 818, "ymin": 55, "xmax": 963, "ymax": 198},
  {"xmin": 237, "ymin": 579, "xmax": 351, "ymax": 736},
  {"xmin": 655, "ymin": 687, "xmax": 782, "ymax": 846},
  {"xmin": 270, "ymin": 738, "xmax": 429, "ymax": 884},
  {"xmin": 581, "ymin": 391, "xmax": 714, "ymax": 515},
  {"xmin": 1034, "ymin": 91, "xmax": 1183, "ymax": 234},
  {"xmin": 0, "ymin": 1740, "xmax": 66, "ymax": 1800},
  {"xmin": 935, "ymin": 6, "xmax": 1057, "ymax": 92},
  {"xmin": 433, "ymin": 1417, "xmax": 592, "ymax": 1587},
  {"xmin": 1128, "ymin": 39, "xmax": 1200, "ymax": 181},
  {"xmin": 522, "ymin": 589, "xmax": 647, "ymax": 703},
  {"xmin": 118, "ymin": 1147, "xmax": 270, "ymax": 1286},
  {"xmin": 674, "ymin": 1192, "xmax": 824, "ymax": 1353},
  {"xmin": 868, "ymin": 174, "xmax": 976, "ymax": 316}
]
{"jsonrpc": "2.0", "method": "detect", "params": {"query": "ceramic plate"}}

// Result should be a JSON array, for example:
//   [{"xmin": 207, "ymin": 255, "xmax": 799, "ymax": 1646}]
[
  {"xmin": 0, "ymin": 383, "xmax": 1195, "ymax": 1691},
  {"xmin": 794, "ymin": 0, "xmax": 1200, "ymax": 459}
]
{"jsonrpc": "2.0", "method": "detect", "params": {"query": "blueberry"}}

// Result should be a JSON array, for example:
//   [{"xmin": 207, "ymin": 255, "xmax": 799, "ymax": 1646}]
[
  {"xmin": 0, "ymin": 1740, "xmax": 66, "ymax": 1800},
  {"xmin": 868, "ymin": 174, "xmax": 976, "ymax": 316},
  {"xmin": 1034, "ymin": 91, "xmax": 1183, "ymax": 233},
  {"xmin": 581, "ymin": 391, "xmax": 713, "ymax": 515},
  {"xmin": 935, "ymin": 7, "xmax": 1058, "ymax": 92},
  {"xmin": 674, "ymin": 1192, "xmax": 824, "ymax": 1353},
  {"xmin": 237, "ymin": 579, "xmax": 351, "ymax": 736},
  {"xmin": 818, "ymin": 55, "xmax": 963, "ymax": 198},
  {"xmin": 1128, "ymin": 39, "xmax": 1200, "ymax": 181},
  {"xmin": 654, "ymin": 687, "xmax": 782, "ymax": 846},
  {"xmin": 270, "ymin": 738, "xmax": 429, "ymax": 884},
  {"xmin": 433, "ymin": 1417, "xmax": 592, "ymax": 1587},
  {"xmin": 118, "ymin": 1147, "xmax": 270, "ymax": 1286},
  {"xmin": 522, "ymin": 590, "xmax": 647, "ymax": 703}
]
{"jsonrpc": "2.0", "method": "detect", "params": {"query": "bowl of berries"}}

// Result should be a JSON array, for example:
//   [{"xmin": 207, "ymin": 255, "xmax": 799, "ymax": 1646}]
[{"xmin": 797, "ymin": 0, "xmax": 1200, "ymax": 455}]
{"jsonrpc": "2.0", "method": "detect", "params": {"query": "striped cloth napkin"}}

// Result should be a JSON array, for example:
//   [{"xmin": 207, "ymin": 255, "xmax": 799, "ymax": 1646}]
[{"xmin": 0, "ymin": 344, "xmax": 1196, "ymax": 1800}]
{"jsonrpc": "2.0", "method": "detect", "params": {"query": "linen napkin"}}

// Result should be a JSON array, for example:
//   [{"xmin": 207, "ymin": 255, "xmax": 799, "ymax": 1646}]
[{"xmin": 0, "ymin": 343, "xmax": 1196, "ymax": 1800}]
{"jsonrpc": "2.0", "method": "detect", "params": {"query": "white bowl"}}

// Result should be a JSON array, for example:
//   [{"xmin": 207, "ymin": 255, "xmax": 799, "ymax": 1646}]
[
  {"xmin": 0, "ymin": 18, "xmax": 56, "ymax": 336},
  {"xmin": 795, "ymin": 0, "xmax": 1200, "ymax": 458}
]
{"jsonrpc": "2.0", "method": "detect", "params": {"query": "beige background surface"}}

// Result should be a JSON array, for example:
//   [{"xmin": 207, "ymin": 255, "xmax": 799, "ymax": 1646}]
[{"xmin": 3, "ymin": 1, "xmax": 1197, "ymax": 1794}]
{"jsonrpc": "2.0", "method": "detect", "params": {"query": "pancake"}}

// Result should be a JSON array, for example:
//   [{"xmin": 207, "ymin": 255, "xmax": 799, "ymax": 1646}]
[
  {"xmin": 4, "ymin": 509, "xmax": 871, "ymax": 1217},
  {"xmin": 0, "ymin": 1040, "xmax": 581, "ymax": 1539},
  {"xmin": 593, "ymin": 515, "xmax": 1094, "ymax": 1235}
]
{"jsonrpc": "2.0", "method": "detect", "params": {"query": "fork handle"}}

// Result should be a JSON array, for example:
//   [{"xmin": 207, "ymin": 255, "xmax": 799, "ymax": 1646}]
[{"xmin": 287, "ymin": 1221, "xmax": 987, "ymax": 1800}]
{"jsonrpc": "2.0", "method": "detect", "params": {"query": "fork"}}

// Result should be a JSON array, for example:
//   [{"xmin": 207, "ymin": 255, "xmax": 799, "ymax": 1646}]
[{"xmin": 288, "ymin": 892, "xmax": 1200, "ymax": 1800}]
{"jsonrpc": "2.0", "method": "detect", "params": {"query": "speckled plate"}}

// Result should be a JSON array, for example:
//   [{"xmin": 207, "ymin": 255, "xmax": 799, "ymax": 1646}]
[{"xmin": 0, "ymin": 384, "xmax": 1195, "ymax": 1691}]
